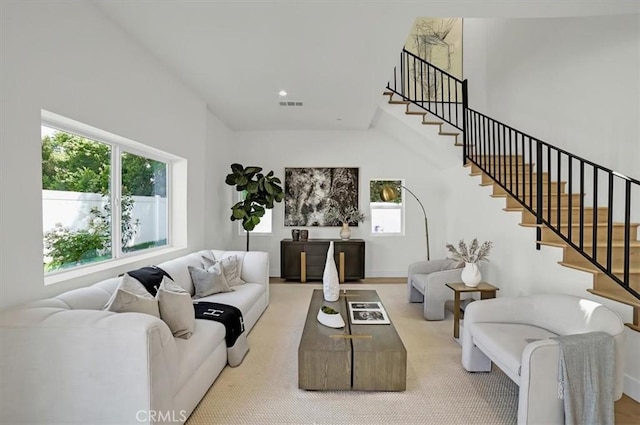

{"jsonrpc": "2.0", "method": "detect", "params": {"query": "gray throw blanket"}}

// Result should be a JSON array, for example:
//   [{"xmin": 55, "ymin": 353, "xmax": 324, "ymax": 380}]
[{"xmin": 552, "ymin": 331, "xmax": 615, "ymax": 425}]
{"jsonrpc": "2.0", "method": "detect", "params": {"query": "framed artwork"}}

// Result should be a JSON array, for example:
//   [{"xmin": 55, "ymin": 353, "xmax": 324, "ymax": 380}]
[
  {"xmin": 404, "ymin": 17, "xmax": 463, "ymax": 101},
  {"xmin": 284, "ymin": 167, "xmax": 358, "ymax": 226}
]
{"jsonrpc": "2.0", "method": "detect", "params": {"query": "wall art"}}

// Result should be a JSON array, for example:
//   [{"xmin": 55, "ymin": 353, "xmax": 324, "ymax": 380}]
[{"xmin": 284, "ymin": 167, "xmax": 358, "ymax": 226}]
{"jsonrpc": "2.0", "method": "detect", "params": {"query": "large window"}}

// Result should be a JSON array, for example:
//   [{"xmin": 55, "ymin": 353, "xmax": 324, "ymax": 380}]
[
  {"xmin": 42, "ymin": 116, "xmax": 170, "ymax": 274},
  {"xmin": 369, "ymin": 179, "xmax": 403, "ymax": 235}
]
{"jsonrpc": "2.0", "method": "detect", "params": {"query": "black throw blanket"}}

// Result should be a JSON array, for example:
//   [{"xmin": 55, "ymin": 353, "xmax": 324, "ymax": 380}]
[{"xmin": 194, "ymin": 302, "xmax": 245, "ymax": 347}]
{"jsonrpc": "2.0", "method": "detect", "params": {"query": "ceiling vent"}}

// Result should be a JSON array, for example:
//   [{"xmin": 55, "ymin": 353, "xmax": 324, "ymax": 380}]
[{"xmin": 279, "ymin": 101, "xmax": 303, "ymax": 107}]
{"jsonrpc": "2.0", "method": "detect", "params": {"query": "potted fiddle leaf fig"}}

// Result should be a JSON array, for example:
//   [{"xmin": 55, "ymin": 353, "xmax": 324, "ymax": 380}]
[{"xmin": 225, "ymin": 163, "xmax": 284, "ymax": 250}]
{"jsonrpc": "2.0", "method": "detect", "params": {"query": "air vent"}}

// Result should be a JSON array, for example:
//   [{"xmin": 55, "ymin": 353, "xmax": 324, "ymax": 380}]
[{"xmin": 279, "ymin": 101, "xmax": 304, "ymax": 107}]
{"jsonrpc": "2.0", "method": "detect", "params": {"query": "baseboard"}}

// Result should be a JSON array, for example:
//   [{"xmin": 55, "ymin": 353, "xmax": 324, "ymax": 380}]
[{"xmin": 624, "ymin": 374, "xmax": 640, "ymax": 402}]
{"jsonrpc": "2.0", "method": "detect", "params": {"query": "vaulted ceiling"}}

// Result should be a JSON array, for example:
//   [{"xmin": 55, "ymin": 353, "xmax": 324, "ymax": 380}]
[{"xmin": 93, "ymin": 0, "xmax": 639, "ymax": 131}]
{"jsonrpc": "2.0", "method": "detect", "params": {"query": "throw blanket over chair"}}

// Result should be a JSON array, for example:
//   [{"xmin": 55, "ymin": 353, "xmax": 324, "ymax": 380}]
[
  {"xmin": 407, "ymin": 258, "xmax": 465, "ymax": 320},
  {"xmin": 461, "ymin": 294, "xmax": 626, "ymax": 425}
]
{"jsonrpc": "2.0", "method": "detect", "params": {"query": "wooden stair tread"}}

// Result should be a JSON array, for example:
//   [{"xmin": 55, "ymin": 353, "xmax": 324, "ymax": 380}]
[
  {"xmin": 558, "ymin": 261, "xmax": 640, "ymax": 275},
  {"xmin": 405, "ymin": 111, "xmax": 426, "ymax": 116},
  {"xmin": 439, "ymin": 132, "xmax": 460, "ymax": 136},
  {"xmin": 587, "ymin": 289, "xmax": 640, "ymax": 309},
  {"xmin": 423, "ymin": 120, "xmax": 443, "ymax": 125},
  {"xmin": 383, "ymin": 91, "xmax": 393, "ymax": 96},
  {"xmin": 389, "ymin": 100, "xmax": 410, "ymax": 105}
]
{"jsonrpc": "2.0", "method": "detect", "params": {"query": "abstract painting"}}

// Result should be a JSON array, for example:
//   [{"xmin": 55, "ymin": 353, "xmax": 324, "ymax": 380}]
[
  {"xmin": 284, "ymin": 167, "xmax": 358, "ymax": 226},
  {"xmin": 404, "ymin": 17, "xmax": 463, "ymax": 101}
]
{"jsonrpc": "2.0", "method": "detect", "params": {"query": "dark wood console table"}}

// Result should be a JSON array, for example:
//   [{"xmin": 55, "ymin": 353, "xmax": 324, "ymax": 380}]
[{"xmin": 280, "ymin": 239, "xmax": 365, "ymax": 282}]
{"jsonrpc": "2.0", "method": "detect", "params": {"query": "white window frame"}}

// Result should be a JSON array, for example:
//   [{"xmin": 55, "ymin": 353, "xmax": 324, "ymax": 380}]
[
  {"xmin": 369, "ymin": 179, "xmax": 405, "ymax": 236},
  {"xmin": 42, "ymin": 110, "xmax": 182, "ymax": 285}
]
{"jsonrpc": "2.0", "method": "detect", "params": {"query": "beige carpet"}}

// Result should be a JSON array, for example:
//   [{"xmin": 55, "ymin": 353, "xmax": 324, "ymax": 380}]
[{"xmin": 186, "ymin": 283, "xmax": 518, "ymax": 425}]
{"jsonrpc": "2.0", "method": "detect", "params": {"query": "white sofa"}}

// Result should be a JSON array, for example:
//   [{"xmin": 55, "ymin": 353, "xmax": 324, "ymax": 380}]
[
  {"xmin": 461, "ymin": 294, "xmax": 626, "ymax": 425},
  {"xmin": 408, "ymin": 258, "xmax": 465, "ymax": 320},
  {"xmin": 0, "ymin": 249, "xmax": 269, "ymax": 425}
]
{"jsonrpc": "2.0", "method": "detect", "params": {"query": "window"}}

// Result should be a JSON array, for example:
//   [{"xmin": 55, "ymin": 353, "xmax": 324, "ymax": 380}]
[
  {"xmin": 237, "ymin": 191, "xmax": 273, "ymax": 235},
  {"xmin": 42, "ymin": 113, "xmax": 170, "ymax": 274},
  {"xmin": 369, "ymin": 179, "xmax": 403, "ymax": 235}
]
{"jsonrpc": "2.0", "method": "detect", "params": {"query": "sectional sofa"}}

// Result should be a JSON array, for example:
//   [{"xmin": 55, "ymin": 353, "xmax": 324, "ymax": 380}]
[{"xmin": 0, "ymin": 249, "xmax": 269, "ymax": 425}]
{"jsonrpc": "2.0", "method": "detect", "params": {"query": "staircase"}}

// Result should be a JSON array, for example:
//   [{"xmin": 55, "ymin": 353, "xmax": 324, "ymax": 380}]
[{"xmin": 384, "ymin": 49, "xmax": 640, "ymax": 331}]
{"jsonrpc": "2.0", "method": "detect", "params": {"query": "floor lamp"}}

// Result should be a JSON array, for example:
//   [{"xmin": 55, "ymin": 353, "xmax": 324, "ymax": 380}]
[{"xmin": 380, "ymin": 184, "xmax": 430, "ymax": 260}]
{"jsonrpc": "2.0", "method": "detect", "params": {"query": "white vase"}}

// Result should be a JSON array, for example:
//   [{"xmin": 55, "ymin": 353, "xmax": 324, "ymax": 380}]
[
  {"xmin": 339, "ymin": 223, "xmax": 351, "ymax": 240},
  {"xmin": 461, "ymin": 262, "xmax": 482, "ymax": 287},
  {"xmin": 323, "ymin": 241, "xmax": 340, "ymax": 301}
]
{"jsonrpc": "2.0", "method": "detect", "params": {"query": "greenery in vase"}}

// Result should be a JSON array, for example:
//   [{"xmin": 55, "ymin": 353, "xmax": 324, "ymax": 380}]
[{"xmin": 445, "ymin": 238, "xmax": 493, "ymax": 265}]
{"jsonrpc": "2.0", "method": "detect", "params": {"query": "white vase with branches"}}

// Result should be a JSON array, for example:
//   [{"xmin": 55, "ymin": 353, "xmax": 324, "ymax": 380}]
[{"xmin": 445, "ymin": 238, "xmax": 493, "ymax": 287}]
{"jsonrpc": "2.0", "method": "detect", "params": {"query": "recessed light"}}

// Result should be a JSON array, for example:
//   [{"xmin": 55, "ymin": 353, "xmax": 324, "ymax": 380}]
[{"xmin": 278, "ymin": 90, "xmax": 287, "ymax": 97}]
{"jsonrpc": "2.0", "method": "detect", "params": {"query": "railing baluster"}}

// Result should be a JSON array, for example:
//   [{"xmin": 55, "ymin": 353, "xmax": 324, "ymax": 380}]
[
  {"xmin": 536, "ymin": 140, "xmax": 543, "ymax": 249},
  {"xmin": 547, "ymin": 146, "xmax": 552, "ymax": 223},
  {"xmin": 607, "ymin": 172, "xmax": 614, "ymax": 272},
  {"xmin": 413, "ymin": 55, "xmax": 417, "ymax": 105},
  {"xmin": 557, "ymin": 150, "xmax": 562, "ymax": 229},
  {"xmin": 592, "ymin": 168, "xmax": 598, "ymax": 263},
  {"xmin": 580, "ymin": 161, "xmax": 585, "ymax": 250},
  {"xmin": 567, "ymin": 157, "xmax": 573, "ymax": 244},
  {"xmin": 624, "ymin": 179, "xmax": 631, "ymax": 288}
]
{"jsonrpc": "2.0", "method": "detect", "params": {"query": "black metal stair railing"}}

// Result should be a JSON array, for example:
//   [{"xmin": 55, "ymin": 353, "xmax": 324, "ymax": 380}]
[
  {"xmin": 387, "ymin": 49, "xmax": 640, "ymax": 301},
  {"xmin": 387, "ymin": 49, "xmax": 465, "ymax": 130}
]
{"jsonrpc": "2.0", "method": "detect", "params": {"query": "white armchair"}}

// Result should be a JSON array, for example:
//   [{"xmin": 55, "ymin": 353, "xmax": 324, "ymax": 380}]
[
  {"xmin": 407, "ymin": 258, "xmax": 465, "ymax": 320},
  {"xmin": 462, "ymin": 294, "xmax": 626, "ymax": 425}
]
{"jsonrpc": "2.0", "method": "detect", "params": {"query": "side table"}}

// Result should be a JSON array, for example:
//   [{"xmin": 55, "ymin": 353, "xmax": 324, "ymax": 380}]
[{"xmin": 445, "ymin": 282, "xmax": 499, "ymax": 339}]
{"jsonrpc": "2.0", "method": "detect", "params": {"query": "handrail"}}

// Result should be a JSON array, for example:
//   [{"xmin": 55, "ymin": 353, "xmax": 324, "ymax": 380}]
[{"xmin": 388, "ymin": 49, "xmax": 640, "ymax": 301}]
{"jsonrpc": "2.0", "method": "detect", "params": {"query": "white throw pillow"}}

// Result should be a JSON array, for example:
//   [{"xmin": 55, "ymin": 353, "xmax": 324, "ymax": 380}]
[
  {"xmin": 104, "ymin": 274, "xmax": 160, "ymax": 318},
  {"xmin": 156, "ymin": 277, "xmax": 195, "ymax": 339},
  {"xmin": 189, "ymin": 264, "xmax": 233, "ymax": 298},
  {"xmin": 216, "ymin": 255, "xmax": 245, "ymax": 287}
]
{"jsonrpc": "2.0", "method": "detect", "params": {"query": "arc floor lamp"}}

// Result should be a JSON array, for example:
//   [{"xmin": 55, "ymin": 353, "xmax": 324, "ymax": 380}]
[{"xmin": 380, "ymin": 184, "xmax": 430, "ymax": 260}]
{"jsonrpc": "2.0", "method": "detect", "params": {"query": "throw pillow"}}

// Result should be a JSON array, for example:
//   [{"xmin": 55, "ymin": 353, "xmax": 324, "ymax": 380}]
[
  {"xmin": 217, "ymin": 255, "xmax": 245, "ymax": 287},
  {"xmin": 104, "ymin": 274, "xmax": 160, "ymax": 318},
  {"xmin": 125, "ymin": 266, "xmax": 173, "ymax": 296},
  {"xmin": 156, "ymin": 277, "xmax": 195, "ymax": 339},
  {"xmin": 201, "ymin": 254, "xmax": 216, "ymax": 269},
  {"xmin": 441, "ymin": 259, "xmax": 463, "ymax": 271},
  {"xmin": 189, "ymin": 264, "xmax": 233, "ymax": 299}
]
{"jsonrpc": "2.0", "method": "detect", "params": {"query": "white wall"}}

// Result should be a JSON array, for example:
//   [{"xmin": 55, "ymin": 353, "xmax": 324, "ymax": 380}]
[
  {"xmin": 227, "ymin": 103, "xmax": 461, "ymax": 278},
  {"xmin": 466, "ymin": 15, "xmax": 639, "ymax": 178},
  {"xmin": 0, "ymin": 1, "xmax": 231, "ymax": 308}
]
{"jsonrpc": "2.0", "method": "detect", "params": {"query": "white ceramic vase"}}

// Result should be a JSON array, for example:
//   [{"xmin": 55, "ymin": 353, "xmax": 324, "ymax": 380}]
[
  {"xmin": 339, "ymin": 223, "xmax": 351, "ymax": 240},
  {"xmin": 323, "ymin": 241, "xmax": 340, "ymax": 301},
  {"xmin": 461, "ymin": 262, "xmax": 482, "ymax": 287}
]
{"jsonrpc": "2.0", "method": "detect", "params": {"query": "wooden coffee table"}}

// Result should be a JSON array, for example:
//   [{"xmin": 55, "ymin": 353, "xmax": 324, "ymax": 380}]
[{"xmin": 298, "ymin": 289, "xmax": 406, "ymax": 391}]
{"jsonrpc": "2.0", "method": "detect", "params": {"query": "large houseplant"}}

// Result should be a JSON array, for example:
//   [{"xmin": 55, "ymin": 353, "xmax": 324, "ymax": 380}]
[{"xmin": 225, "ymin": 163, "xmax": 284, "ymax": 250}]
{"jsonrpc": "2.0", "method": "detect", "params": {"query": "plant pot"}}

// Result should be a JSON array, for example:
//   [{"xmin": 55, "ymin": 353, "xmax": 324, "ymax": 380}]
[
  {"xmin": 339, "ymin": 223, "xmax": 351, "ymax": 240},
  {"xmin": 317, "ymin": 306, "xmax": 345, "ymax": 328},
  {"xmin": 461, "ymin": 262, "xmax": 482, "ymax": 287}
]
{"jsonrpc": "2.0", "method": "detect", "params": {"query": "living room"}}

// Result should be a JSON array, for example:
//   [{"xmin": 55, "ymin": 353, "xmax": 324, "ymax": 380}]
[{"xmin": 1, "ymin": 1, "xmax": 639, "ymax": 424}]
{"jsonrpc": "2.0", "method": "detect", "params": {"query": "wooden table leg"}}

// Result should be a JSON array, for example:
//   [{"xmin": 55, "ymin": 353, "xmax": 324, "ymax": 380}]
[
  {"xmin": 339, "ymin": 252, "xmax": 345, "ymax": 283},
  {"xmin": 453, "ymin": 291, "xmax": 461, "ymax": 339},
  {"xmin": 300, "ymin": 251, "xmax": 306, "ymax": 283}
]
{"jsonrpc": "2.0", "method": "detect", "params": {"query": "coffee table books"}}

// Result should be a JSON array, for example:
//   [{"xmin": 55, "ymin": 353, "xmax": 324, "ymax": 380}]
[{"xmin": 348, "ymin": 301, "xmax": 390, "ymax": 324}]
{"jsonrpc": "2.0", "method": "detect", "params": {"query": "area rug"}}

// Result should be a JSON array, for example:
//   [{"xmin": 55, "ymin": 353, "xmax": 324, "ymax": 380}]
[{"xmin": 186, "ymin": 283, "xmax": 518, "ymax": 425}]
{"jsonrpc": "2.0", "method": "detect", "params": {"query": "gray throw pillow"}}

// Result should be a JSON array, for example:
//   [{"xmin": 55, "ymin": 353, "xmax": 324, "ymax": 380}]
[
  {"xmin": 441, "ymin": 259, "xmax": 463, "ymax": 271},
  {"xmin": 156, "ymin": 277, "xmax": 195, "ymax": 339},
  {"xmin": 104, "ymin": 273, "xmax": 160, "ymax": 318},
  {"xmin": 217, "ymin": 255, "xmax": 245, "ymax": 287},
  {"xmin": 189, "ymin": 264, "xmax": 233, "ymax": 299}
]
